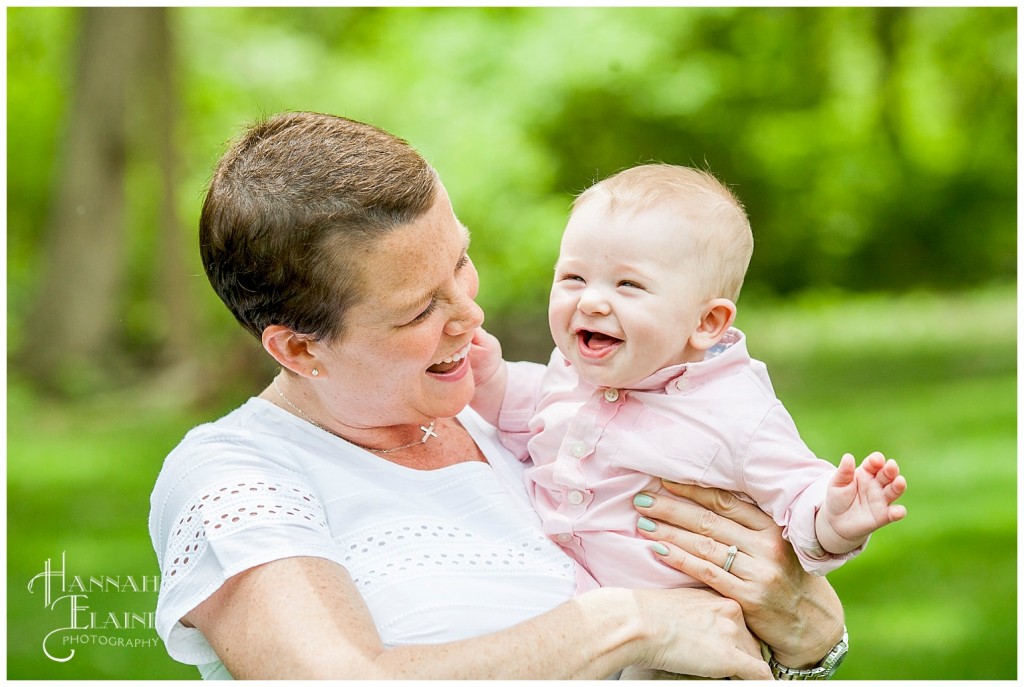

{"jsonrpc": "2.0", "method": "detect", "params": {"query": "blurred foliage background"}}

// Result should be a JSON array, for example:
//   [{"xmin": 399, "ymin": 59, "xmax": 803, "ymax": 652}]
[{"xmin": 7, "ymin": 6, "xmax": 1016, "ymax": 679}]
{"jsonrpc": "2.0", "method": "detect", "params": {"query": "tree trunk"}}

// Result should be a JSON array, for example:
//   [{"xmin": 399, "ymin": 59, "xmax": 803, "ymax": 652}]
[
  {"xmin": 21, "ymin": 8, "xmax": 158, "ymax": 393},
  {"xmin": 136, "ymin": 7, "xmax": 196, "ymax": 369}
]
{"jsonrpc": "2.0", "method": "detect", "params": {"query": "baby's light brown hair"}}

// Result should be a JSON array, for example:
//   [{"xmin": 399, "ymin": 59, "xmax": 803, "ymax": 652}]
[{"xmin": 573, "ymin": 164, "xmax": 753, "ymax": 302}]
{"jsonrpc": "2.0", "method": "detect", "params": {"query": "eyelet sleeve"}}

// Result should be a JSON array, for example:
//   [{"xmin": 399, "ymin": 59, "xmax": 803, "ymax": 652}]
[
  {"xmin": 160, "ymin": 478, "xmax": 329, "ymax": 590},
  {"xmin": 152, "ymin": 467, "xmax": 344, "ymax": 665}
]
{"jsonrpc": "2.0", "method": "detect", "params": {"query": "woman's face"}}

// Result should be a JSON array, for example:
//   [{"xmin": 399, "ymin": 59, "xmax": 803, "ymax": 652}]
[{"xmin": 311, "ymin": 186, "xmax": 484, "ymax": 429}]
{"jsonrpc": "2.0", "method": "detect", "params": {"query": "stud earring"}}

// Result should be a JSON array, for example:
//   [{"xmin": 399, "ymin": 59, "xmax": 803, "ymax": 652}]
[{"xmin": 311, "ymin": 368, "xmax": 319, "ymax": 377}]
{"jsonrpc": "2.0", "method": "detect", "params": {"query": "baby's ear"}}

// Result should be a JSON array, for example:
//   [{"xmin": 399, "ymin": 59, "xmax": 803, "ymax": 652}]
[{"xmin": 689, "ymin": 299, "xmax": 737, "ymax": 351}]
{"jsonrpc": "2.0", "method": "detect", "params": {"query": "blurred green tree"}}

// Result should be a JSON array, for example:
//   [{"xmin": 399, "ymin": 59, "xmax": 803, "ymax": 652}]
[
  {"xmin": 14, "ymin": 7, "xmax": 197, "ymax": 395},
  {"xmin": 530, "ymin": 8, "xmax": 1015, "ymax": 296},
  {"xmin": 7, "ymin": 6, "xmax": 1016, "ymax": 392}
]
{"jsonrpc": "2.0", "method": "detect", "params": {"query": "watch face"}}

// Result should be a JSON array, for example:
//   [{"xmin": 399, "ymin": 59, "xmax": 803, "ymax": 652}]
[
  {"xmin": 771, "ymin": 630, "xmax": 849, "ymax": 679},
  {"xmin": 824, "ymin": 640, "xmax": 848, "ymax": 673}
]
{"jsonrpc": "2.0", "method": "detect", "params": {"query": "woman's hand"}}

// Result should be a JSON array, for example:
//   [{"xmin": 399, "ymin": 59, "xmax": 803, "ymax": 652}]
[
  {"xmin": 625, "ymin": 586, "xmax": 773, "ymax": 679},
  {"xmin": 634, "ymin": 480, "xmax": 845, "ymax": 668}
]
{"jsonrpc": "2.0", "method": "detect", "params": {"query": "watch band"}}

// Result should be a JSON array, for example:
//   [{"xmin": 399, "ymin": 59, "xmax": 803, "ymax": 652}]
[{"xmin": 768, "ymin": 626, "xmax": 849, "ymax": 680}]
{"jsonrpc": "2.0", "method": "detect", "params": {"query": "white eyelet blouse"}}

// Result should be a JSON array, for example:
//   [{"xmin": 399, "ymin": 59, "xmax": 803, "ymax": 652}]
[{"xmin": 149, "ymin": 399, "xmax": 580, "ymax": 678}]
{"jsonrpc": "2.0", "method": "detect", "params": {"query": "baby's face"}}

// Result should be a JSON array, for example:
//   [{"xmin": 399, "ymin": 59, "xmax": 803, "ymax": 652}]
[{"xmin": 548, "ymin": 199, "xmax": 709, "ymax": 389}]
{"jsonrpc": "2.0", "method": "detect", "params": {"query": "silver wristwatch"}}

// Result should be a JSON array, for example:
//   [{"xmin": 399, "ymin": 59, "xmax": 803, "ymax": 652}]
[{"xmin": 768, "ymin": 627, "xmax": 848, "ymax": 680}]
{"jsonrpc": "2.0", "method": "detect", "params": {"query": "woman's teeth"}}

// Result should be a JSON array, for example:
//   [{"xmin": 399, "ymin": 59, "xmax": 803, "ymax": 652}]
[{"xmin": 433, "ymin": 343, "xmax": 470, "ymax": 366}]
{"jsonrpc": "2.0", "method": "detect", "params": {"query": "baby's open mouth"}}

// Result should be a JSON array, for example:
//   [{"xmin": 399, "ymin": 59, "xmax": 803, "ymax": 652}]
[
  {"xmin": 579, "ymin": 330, "xmax": 623, "ymax": 352},
  {"xmin": 427, "ymin": 342, "xmax": 471, "ymax": 374}
]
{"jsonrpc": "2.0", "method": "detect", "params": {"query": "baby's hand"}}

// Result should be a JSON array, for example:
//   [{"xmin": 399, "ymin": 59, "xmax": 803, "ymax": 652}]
[
  {"xmin": 469, "ymin": 327, "xmax": 503, "ymax": 389},
  {"xmin": 468, "ymin": 328, "xmax": 509, "ymax": 426},
  {"xmin": 816, "ymin": 452, "xmax": 907, "ymax": 555}
]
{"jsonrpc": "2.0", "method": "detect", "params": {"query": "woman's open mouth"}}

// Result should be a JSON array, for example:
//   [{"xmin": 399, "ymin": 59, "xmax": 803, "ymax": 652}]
[
  {"xmin": 577, "ymin": 330, "xmax": 623, "ymax": 359},
  {"xmin": 427, "ymin": 342, "xmax": 471, "ymax": 375}
]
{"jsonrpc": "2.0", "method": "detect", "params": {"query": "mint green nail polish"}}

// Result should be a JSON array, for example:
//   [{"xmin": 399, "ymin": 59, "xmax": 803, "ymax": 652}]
[
  {"xmin": 652, "ymin": 542, "xmax": 670, "ymax": 556},
  {"xmin": 637, "ymin": 517, "xmax": 657, "ymax": 532},
  {"xmin": 633, "ymin": 493, "xmax": 655, "ymax": 508}
]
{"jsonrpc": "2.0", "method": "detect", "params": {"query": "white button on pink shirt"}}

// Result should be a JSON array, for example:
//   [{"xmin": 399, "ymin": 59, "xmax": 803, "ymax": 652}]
[{"xmin": 496, "ymin": 328, "xmax": 863, "ymax": 589}]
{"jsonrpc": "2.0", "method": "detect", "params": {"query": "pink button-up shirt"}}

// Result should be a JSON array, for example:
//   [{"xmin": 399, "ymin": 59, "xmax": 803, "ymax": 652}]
[{"xmin": 497, "ymin": 328, "xmax": 862, "ymax": 589}]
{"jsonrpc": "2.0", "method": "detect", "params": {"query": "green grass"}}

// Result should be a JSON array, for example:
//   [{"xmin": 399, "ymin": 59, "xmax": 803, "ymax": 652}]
[
  {"xmin": 739, "ymin": 286, "xmax": 1017, "ymax": 680},
  {"xmin": 7, "ymin": 385, "xmax": 208, "ymax": 679},
  {"xmin": 7, "ymin": 286, "xmax": 1016, "ymax": 679}
]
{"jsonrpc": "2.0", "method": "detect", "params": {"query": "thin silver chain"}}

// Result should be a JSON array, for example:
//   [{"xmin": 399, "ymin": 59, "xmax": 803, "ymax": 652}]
[{"xmin": 272, "ymin": 376, "xmax": 438, "ymax": 454}]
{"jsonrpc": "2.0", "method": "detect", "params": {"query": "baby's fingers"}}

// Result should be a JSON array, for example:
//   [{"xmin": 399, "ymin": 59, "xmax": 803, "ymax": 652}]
[
  {"xmin": 830, "ymin": 453, "xmax": 857, "ymax": 487},
  {"xmin": 858, "ymin": 451, "xmax": 887, "ymax": 476},
  {"xmin": 887, "ymin": 503, "xmax": 908, "ymax": 523},
  {"xmin": 882, "ymin": 458, "xmax": 902, "ymax": 479},
  {"xmin": 470, "ymin": 326, "xmax": 500, "ymax": 353},
  {"xmin": 874, "ymin": 459, "xmax": 903, "ymax": 489},
  {"xmin": 883, "ymin": 474, "xmax": 908, "ymax": 503}
]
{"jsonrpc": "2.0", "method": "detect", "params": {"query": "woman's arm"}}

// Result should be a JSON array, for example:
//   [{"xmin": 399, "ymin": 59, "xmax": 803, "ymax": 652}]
[
  {"xmin": 185, "ymin": 555, "xmax": 772, "ymax": 679},
  {"xmin": 634, "ymin": 480, "xmax": 845, "ymax": 668}
]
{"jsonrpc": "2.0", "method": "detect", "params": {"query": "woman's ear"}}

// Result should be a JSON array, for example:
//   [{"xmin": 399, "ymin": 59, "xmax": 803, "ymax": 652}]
[
  {"xmin": 689, "ymin": 298, "xmax": 737, "ymax": 351},
  {"xmin": 262, "ymin": 325, "xmax": 320, "ymax": 377}
]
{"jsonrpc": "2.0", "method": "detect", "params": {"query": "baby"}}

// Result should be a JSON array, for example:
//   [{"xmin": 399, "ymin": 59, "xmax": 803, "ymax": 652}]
[{"xmin": 470, "ymin": 164, "xmax": 907, "ymax": 590}]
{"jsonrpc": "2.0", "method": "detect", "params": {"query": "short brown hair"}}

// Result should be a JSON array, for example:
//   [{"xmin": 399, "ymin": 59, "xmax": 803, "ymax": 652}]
[
  {"xmin": 199, "ymin": 111, "xmax": 439, "ymax": 341},
  {"xmin": 574, "ymin": 164, "xmax": 752, "ymax": 301}
]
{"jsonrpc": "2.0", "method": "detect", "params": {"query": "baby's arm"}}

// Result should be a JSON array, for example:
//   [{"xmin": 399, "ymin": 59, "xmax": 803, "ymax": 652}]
[
  {"xmin": 468, "ymin": 327, "xmax": 509, "ymax": 426},
  {"xmin": 815, "ymin": 452, "xmax": 907, "ymax": 555}
]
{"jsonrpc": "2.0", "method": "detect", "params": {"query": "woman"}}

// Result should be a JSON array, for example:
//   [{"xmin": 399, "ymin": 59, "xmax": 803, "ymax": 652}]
[{"xmin": 149, "ymin": 111, "xmax": 845, "ymax": 679}]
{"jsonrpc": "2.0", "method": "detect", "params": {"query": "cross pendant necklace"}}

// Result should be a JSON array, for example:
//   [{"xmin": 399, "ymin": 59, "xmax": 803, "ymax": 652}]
[
  {"xmin": 273, "ymin": 376, "xmax": 439, "ymax": 454},
  {"xmin": 350, "ymin": 420, "xmax": 439, "ymax": 454}
]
